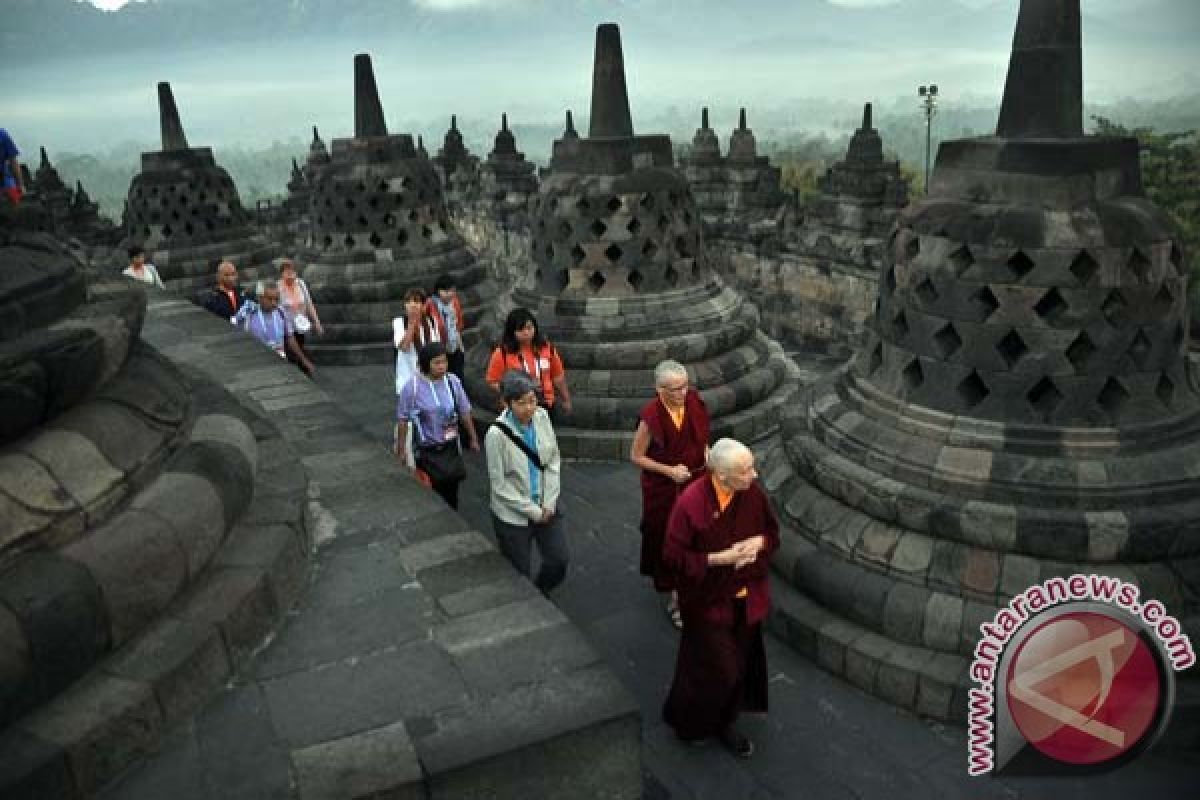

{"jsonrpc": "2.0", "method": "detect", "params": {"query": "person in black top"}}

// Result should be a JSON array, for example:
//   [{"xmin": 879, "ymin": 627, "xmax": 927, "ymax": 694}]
[{"xmin": 201, "ymin": 261, "xmax": 246, "ymax": 320}]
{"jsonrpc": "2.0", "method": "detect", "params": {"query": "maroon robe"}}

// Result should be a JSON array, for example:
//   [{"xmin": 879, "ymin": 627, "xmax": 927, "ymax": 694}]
[
  {"xmin": 661, "ymin": 477, "xmax": 779, "ymax": 740},
  {"xmin": 637, "ymin": 390, "xmax": 710, "ymax": 591}
]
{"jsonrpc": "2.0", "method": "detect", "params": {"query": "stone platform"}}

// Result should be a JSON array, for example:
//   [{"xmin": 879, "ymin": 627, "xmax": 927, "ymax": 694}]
[
  {"xmin": 92, "ymin": 297, "xmax": 640, "ymax": 800},
  {"xmin": 273, "ymin": 363, "xmax": 1196, "ymax": 799}
]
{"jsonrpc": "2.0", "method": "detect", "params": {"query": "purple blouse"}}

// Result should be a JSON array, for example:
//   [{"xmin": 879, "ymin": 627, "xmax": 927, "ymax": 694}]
[{"xmin": 397, "ymin": 374, "xmax": 472, "ymax": 447}]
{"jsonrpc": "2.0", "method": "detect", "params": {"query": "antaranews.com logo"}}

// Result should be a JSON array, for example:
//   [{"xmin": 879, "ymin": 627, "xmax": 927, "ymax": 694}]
[{"xmin": 967, "ymin": 574, "xmax": 1195, "ymax": 776}]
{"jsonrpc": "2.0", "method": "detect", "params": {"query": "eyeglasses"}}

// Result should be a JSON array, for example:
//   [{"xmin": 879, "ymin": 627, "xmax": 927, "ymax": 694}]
[
  {"xmin": 658, "ymin": 382, "xmax": 689, "ymax": 394},
  {"xmin": 509, "ymin": 394, "xmax": 539, "ymax": 407}
]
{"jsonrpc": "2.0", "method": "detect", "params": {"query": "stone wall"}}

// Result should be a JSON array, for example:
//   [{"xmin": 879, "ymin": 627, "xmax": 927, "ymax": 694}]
[{"xmin": 716, "ymin": 241, "xmax": 878, "ymax": 358}]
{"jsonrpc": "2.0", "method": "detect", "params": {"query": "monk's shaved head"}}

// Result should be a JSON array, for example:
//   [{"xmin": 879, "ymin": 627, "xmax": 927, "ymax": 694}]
[{"xmin": 709, "ymin": 438, "xmax": 752, "ymax": 477}]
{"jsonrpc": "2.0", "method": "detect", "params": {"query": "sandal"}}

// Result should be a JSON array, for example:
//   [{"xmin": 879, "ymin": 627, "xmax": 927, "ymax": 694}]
[
  {"xmin": 720, "ymin": 727, "xmax": 755, "ymax": 759},
  {"xmin": 666, "ymin": 601, "xmax": 683, "ymax": 630}
]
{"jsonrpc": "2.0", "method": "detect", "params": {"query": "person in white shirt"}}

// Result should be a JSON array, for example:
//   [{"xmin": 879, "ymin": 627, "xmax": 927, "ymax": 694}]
[
  {"xmin": 393, "ymin": 288, "xmax": 442, "ymax": 465},
  {"xmin": 122, "ymin": 245, "xmax": 164, "ymax": 288},
  {"xmin": 392, "ymin": 287, "xmax": 441, "ymax": 394}
]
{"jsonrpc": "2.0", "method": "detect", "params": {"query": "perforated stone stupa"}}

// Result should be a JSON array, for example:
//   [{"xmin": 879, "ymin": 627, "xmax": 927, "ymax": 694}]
[
  {"xmin": 296, "ymin": 55, "xmax": 495, "ymax": 365},
  {"xmin": 32, "ymin": 148, "xmax": 73, "ymax": 232},
  {"xmin": 738, "ymin": 103, "xmax": 911, "ymax": 356},
  {"xmin": 801, "ymin": 102, "xmax": 910, "ymax": 263},
  {"xmin": 465, "ymin": 23, "xmax": 796, "ymax": 458},
  {"xmin": 760, "ymin": 0, "xmax": 1200, "ymax": 731},
  {"xmin": 681, "ymin": 107, "xmax": 786, "ymax": 243},
  {"xmin": 481, "ymin": 113, "xmax": 538, "ymax": 231},
  {"xmin": 432, "ymin": 115, "xmax": 481, "ymax": 213},
  {"xmin": 123, "ymin": 82, "xmax": 277, "ymax": 293}
]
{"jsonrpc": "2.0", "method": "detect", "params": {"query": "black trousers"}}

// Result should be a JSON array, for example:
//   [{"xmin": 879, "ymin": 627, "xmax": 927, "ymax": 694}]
[{"xmin": 430, "ymin": 477, "xmax": 461, "ymax": 510}]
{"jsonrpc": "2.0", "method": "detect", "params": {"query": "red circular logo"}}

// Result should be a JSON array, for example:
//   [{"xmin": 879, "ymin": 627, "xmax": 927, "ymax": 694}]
[{"xmin": 1006, "ymin": 611, "xmax": 1162, "ymax": 765}]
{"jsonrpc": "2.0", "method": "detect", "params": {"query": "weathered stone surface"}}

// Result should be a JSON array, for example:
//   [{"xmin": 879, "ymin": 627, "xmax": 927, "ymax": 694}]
[
  {"xmin": 213, "ymin": 523, "xmax": 309, "ymax": 613},
  {"xmin": 395, "ymin": 531, "xmax": 493, "ymax": 574},
  {"xmin": 290, "ymin": 721, "xmax": 423, "ymax": 800},
  {"xmin": 131, "ymin": 472, "xmax": 225, "ymax": 577},
  {"xmin": 436, "ymin": 575, "xmax": 539, "ymax": 618},
  {"xmin": 164, "ymin": 441, "xmax": 253, "ymax": 528},
  {"xmin": 102, "ymin": 618, "xmax": 230, "ymax": 726},
  {"xmin": 23, "ymin": 674, "xmax": 163, "ymax": 796},
  {"xmin": 176, "ymin": 567, "xmax": 278, "ymax": 665},
  {"xmin": 0, "ymin": 603, "xmax": 33, "ymax": 727},
  {"xmin": 0, "ymin": 728, "xmax": 75, "ymax": 800},
  {"xmin": 188, "ymin": 414, "xmax": 258, "ymax": 477},
  {"xmin": 254, "ymin": 587, "xmax": 434, "ymax": 680},
  {"xmin": 0, "ymin": 553, "xmax": 108, "ymax": 725},
  {"xmin": 452, "ymin": 622, "xmax": 600, "ymax": 697},
  {"xmin": 262, "ymin": 641, "xmax": 468, "ymax": 748},
  {"xmin": 415, "ymin": 664, "xmax": 639, "ymax": 790},
  {"xmin": 433, "ymin": 596, "xmax": 562, "ymax": 656},
  {"xmin": 62, "ymin": 509, "xmax": 188, "ymax": 647},
  {"xmin": 19, "ymin": 429, "xmax": 123, "ymax": 517},
  {"xmin": 0, "ymin": 452, "xmax": 76, "ymax": 515}
]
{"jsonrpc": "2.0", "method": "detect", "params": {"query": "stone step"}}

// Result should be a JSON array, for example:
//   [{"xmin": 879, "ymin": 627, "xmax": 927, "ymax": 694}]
[
  {"xmin": 0, "ymin": 361, "xmax": 314, "ymax": 799},
  {"xmin": 767, "ymin": 554, "xmax": 971, "ymax": 723}
]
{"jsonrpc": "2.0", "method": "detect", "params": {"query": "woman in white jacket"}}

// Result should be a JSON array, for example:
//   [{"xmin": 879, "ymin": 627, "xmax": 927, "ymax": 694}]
[{"xmin": 485, "ymin": 369, "xmax": 567, "ymax": 591}]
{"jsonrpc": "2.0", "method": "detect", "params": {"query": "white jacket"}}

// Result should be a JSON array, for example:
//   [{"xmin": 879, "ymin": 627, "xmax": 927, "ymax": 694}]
[{"xmin": 485, "ymin": 408, "xmax": 562, "ymax": 526}]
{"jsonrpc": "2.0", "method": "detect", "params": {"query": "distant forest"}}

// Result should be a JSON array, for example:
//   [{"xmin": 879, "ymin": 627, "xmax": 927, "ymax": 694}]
[
  {"xmin": 45, "ymin": 93, "xmax": 1200, "ymax": 221},
  {"xmin": 36, "ymin": 95, "xmax": 1200, "ymax": 315}
]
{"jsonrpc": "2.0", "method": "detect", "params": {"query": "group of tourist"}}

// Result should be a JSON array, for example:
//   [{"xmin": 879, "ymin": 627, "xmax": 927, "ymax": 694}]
[
  {"xmin": 393, "ymin": 300, "xmax": 777, "ymax": 757},
  {"xmin": 391, "ymin": 290, "xmax": 573, "ymax": 593},
  {"xmin": 129, "ymin": 254, "xmax": 323, "ymax": 377},
  {"xmin": 119, "ymin": 254, "xmax": 777, "ymax": 759}
]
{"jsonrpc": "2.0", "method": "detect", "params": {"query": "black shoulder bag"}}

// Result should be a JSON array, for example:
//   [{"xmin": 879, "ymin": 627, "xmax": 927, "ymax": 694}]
[{"xmin": 413, "ymin": 376, "xmax": 467, "ymax": 483}]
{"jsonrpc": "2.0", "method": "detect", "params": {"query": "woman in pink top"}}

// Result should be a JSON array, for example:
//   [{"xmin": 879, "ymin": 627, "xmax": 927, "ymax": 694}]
[{"xmin": 277, "ymin": 259, "xmax": 323, "ymax": 368}]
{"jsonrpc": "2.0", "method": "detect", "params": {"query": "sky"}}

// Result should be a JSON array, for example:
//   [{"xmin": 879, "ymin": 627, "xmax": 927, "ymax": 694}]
[{"xmin": 18, "ymin": 0, "xmax": 1194, "ymax": 154}]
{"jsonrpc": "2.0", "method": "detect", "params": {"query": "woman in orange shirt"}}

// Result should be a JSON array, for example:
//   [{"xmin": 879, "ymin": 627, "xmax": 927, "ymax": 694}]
[{"xmin": 485, "ymin": 308, "xmax": 573, "ymax": 419}]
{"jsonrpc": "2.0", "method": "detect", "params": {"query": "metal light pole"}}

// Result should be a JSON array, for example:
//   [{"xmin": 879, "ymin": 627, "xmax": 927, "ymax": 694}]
[{"xmin": 918, "ymin": 84, "xmax": 938, "ymax": 194}]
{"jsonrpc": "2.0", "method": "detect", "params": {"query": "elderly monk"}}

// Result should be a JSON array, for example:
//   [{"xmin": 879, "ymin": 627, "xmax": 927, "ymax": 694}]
[
  {"xmin": 630, "ymin": 360, "xmax": 710, "ymax": 629},
  {"xmin": 661, "ymin": 438, "xmax": 779, "ymax": 758}
]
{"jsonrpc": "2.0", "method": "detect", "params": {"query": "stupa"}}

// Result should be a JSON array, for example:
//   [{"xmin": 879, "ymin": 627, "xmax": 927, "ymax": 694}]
[{"xmin": 464, "ymin": 23, "xmax": 796, "ymax": 458}]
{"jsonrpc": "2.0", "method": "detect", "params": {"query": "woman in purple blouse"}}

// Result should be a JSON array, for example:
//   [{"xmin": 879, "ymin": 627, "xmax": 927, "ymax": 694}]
[{"xmin": 394, "ymin": 342, "xmax": 480, "ymax": 509}]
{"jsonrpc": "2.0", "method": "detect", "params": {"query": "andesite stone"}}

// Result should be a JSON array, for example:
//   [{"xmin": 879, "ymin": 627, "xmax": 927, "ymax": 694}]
[
  {"xmin": 464, "ymin": 23, "xmax": 796, "ymax": 457},
  {"xmin": 763, "ymin": 0, "xmax": 1200, "ymax": 731},
  {"xmin": 123, "ymin": 81, "xmax": 278, "ymax": 293},
  {"xmin": 295, "ymin": 54, "xmax": 495, "ymax": 365}
]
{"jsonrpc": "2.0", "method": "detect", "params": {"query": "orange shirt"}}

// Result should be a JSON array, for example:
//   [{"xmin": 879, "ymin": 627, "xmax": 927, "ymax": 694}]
[
  {"xmin": 666, "ymin": 403, "xmax": 685, "ymax": 431},
  {"xmin": 485, "ymin": 343, "xmax": 565, "ymax": 406},
  {"xmin": 711, "ymin": 476, "xmax": 748, "ymax": 598},
  {"xmin": 711, "ymin": 475, "xmax": 733, "ymax": 513}
]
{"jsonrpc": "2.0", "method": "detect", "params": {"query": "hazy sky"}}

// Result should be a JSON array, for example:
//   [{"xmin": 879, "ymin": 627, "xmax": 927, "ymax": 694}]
[{"xmin": 13, "ymin": 0, "xmax": 1195, "ymax": 155}]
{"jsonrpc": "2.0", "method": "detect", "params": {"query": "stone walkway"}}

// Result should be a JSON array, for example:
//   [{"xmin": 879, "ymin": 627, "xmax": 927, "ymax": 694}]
[
  {"xmin": 322, "ymin": 364, "xmax": 1199, "ymax": 800},
  {"xmin": 99, "ymin": 301, "xmax": 639, "ymax": 800}
]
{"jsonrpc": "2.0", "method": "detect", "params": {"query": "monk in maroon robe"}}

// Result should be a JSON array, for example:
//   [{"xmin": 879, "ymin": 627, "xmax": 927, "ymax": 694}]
[
  {"xmin": 630, "ymin": 361, "xmax": 710, "ymax": 628},
  {"xmin": 661, "ymin": 438, "xmax": 778, "ymax": 758}
]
